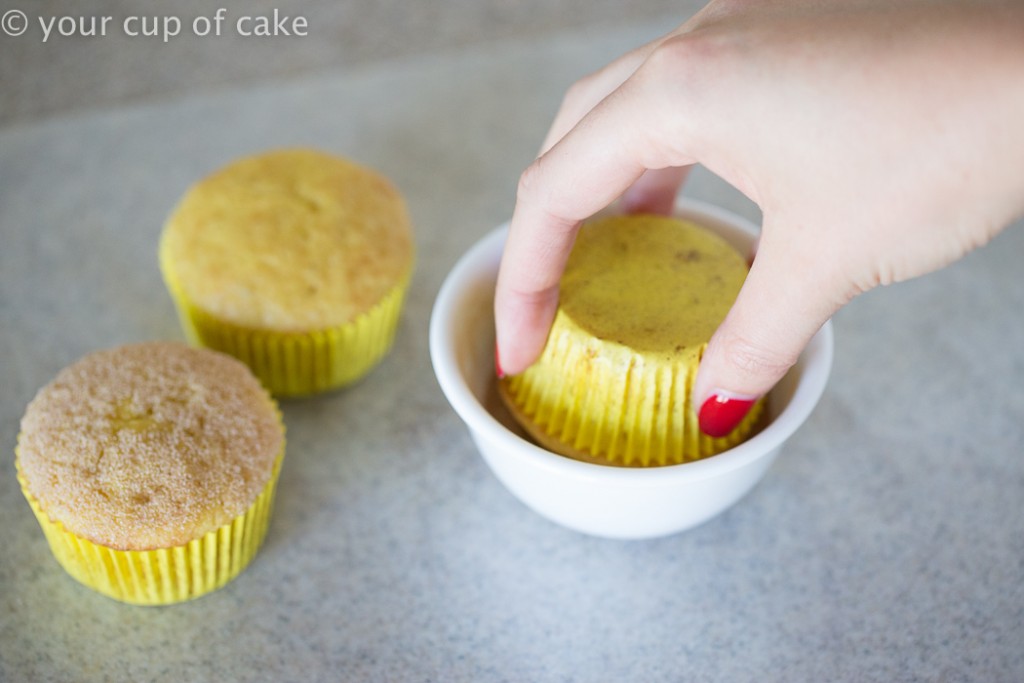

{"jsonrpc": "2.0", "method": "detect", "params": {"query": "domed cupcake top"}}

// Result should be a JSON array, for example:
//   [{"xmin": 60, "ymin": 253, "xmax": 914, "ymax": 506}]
[
  {"xmin": 17, "ymin": 342, "xmax": 283, "ymax": 550},
  {"xmin": 160, "ymin": 148, "xmax": 414, "ymax": 331}
]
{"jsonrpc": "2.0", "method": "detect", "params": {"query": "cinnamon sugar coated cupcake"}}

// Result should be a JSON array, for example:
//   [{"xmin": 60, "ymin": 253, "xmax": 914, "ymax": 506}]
[
  {"xmin": 159, "ymin": 148, "xmax": 415, "ymax": 396},
  {"xmin": 15, "ymin": 342, "xmax": 285, "ymax": 605},
  {"xmin": 500, "ymin": 214, "xmax": 765, "ymax": 467}
]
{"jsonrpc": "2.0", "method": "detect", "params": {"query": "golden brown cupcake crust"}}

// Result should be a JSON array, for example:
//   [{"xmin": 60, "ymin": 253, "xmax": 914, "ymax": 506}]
[
  {"xmin": 160, "ymin": 148, "xmax": 414, "ymax": 331},
  {"xmin": 17, "ymin": 342, "xmax": 284, "ymax": 551},
  {"xmin": 560, "ymin": 214, "xmax": 748, "ymax": 353}
]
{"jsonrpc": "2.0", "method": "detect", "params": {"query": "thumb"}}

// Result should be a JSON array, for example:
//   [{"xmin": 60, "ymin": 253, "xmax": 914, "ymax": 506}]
[{"xmin": 693, "ymin": 225, "xmax": 840, "ymax": 437}]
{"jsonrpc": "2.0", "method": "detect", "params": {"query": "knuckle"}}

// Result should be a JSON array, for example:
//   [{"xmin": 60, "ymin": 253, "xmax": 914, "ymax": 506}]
[
  {"xmin": 514, "ymin": 160, "xmax": 582, "ymax": 232},
  {"xmin": 639, "ymin": 35, "xmax": 694, "ymax": 81},
  {"xmin": 516, "ymin": 161, "xmax": 545, "ymax": 203},
  {"xmin": 563, "ymin": 72, "xmax": 600, "ymax": 105},
  {"xmin": 720, "ymin": 334, "xmax": 797, "ymax": 379},
  {"xmin": 640, "ymin": 33, "xmax": 715, "ymax": 82},
  {"xmin": 508, "ymin": 282, "xmax": 560, "ymax": 310}
]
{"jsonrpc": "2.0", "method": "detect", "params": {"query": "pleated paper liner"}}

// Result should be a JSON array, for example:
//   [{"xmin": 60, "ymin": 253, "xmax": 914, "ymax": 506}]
[
  {"xmin": 500, "ymin": 312, "xmax": 765, "ymax": 467},
  {"xmin": 15, "ymin": 451, "xmax": 283, "ymax": 606},
  {"xmin": 160, "ymin": 246, "xmax": 410, "ymax": 396}
]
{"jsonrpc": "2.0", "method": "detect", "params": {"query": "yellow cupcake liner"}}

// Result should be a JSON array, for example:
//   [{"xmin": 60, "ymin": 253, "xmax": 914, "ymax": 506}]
[
  {"xmin": 160, "ymin": 246, "xmax": 410, "ymax": 396},
  {"xmin": 15, "ymin": 451, "xmax": 284, "ymax": 606},
  {"xmin": 502, "ymin": 312, "xmax": 764, "ymax": 467}
]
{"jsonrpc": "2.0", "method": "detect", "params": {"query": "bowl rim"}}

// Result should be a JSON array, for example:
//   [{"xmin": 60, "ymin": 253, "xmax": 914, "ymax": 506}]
[{"xmin": 430, "ymin": 198, "xmax": 834, "ymax": 486}]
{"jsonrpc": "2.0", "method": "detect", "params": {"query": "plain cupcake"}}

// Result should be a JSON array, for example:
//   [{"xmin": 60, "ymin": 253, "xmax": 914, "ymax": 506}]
[
  {"xmin": 15, "ymin": 341, "xmax": 285, "ymax": 605},
  {"xmin": 499, "ymin": 213, "xmax": 765, "ymax": 467},
  {"xmin": 159, "ymin": 148, "xmax": 415, "ymax": 396}
]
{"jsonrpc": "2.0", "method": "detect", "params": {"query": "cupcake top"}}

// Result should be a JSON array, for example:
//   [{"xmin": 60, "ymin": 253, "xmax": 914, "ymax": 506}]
[
  {"xmin": 559, "ymin": 213, "xmax": 748, "ymax": 355},
  {"xmin": 16, "ymin": 342, "xmax": 284, "ymax": 551},
  {"xmin": 160, "ymin": 148, "xmax": 414, "ymax": 332}
]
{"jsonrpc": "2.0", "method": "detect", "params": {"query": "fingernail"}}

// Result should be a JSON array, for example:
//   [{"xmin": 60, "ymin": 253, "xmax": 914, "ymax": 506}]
[
  {"xmin": 698, "ymin": 392, "xmax": 756, "ymax": 438},
  {"xmin": 495, "ymin": 343, "xmax": 505, "ymax": 379}
]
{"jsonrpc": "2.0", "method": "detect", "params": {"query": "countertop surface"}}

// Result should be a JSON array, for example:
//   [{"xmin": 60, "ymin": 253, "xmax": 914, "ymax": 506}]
[{"xmin": 2, "ymin": 16, "xmax": 1023, "ymax": 683}]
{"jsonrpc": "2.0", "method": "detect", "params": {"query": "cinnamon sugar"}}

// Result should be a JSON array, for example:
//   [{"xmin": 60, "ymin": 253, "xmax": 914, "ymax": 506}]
[{"xmin": 16, "ymin": 342, "xmax": 284, "ymax": 550}]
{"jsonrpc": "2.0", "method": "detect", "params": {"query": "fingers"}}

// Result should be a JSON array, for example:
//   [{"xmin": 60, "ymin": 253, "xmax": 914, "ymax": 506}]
[
  {"xmin": 621, "ymin": 166, "xmax": 692, "ymax": 215},
  {"xmin": 539, "ymin": 33, "xmax": 675, "ymax": 156},
  {"xmin": 493, "ymin": 200, "xmax": 581, "ymax": 378},
  {"xmin": 495, "ymin": 31, "xmax": 699, "ymax": 377},
  {"xmin": 692, "ymin": 220, "xmax": 842, "ymax": 436},
  {"xmin": 494, "ymin": 65, "xmax": 699, "ymax": 375},
  {"xmin": 537, "ymin": 1, "xmax": 752, "ymax": 156}
]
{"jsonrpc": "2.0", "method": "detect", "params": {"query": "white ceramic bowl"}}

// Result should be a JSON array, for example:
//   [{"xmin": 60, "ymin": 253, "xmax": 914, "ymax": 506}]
[{"xmin": 430, "ymin": 199, "xmax": 834, "ymax": 539}]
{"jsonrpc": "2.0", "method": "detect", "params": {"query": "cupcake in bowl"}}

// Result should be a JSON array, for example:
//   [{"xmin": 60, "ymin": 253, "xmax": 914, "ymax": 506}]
[
  {"xmin": 498, "ymin": 212, "xmax": 765, "ymax": 467},
  {"xmin": 429, "ymin": 199, "xmax": 833, "ymax": 539}
]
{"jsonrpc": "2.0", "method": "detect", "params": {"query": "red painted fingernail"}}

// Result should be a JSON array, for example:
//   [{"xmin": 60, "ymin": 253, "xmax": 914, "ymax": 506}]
[
  {"xmin": 495, "ymin": 343, "xmax": 505, "ymax": 379},
  {"xmin": 699, "ymin": 393, "xmax": 756, "ymax": 438}
]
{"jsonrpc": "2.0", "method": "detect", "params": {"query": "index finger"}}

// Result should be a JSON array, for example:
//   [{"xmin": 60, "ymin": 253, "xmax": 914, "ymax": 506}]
[{"xmin": 494, "ymin": 63, "xmax": 698, "ymax": 375}]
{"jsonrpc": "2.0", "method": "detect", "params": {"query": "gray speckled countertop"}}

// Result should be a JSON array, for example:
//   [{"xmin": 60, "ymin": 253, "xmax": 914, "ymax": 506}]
[{"xmin": 1, "ymin": 16, "xmax": 1023, "ymax": 683}]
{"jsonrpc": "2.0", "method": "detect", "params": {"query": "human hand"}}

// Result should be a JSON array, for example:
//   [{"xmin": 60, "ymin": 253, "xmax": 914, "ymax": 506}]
[{"xmin": 493, "ymin": 0, "xmax": 1024, "ymax": 436}]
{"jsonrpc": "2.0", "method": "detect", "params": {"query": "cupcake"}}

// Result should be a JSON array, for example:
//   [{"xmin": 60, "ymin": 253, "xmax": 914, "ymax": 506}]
[
  {"xmin": 499, "ymin": 213, "xmax": 765, "ymax": 467},
  {"xmin": 14, "ymin": 342, "xmax": 285, "ymax": 605},
  {"xmin": 159, "ymin": 148, "xmax": 415, "ymax": 396}
]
